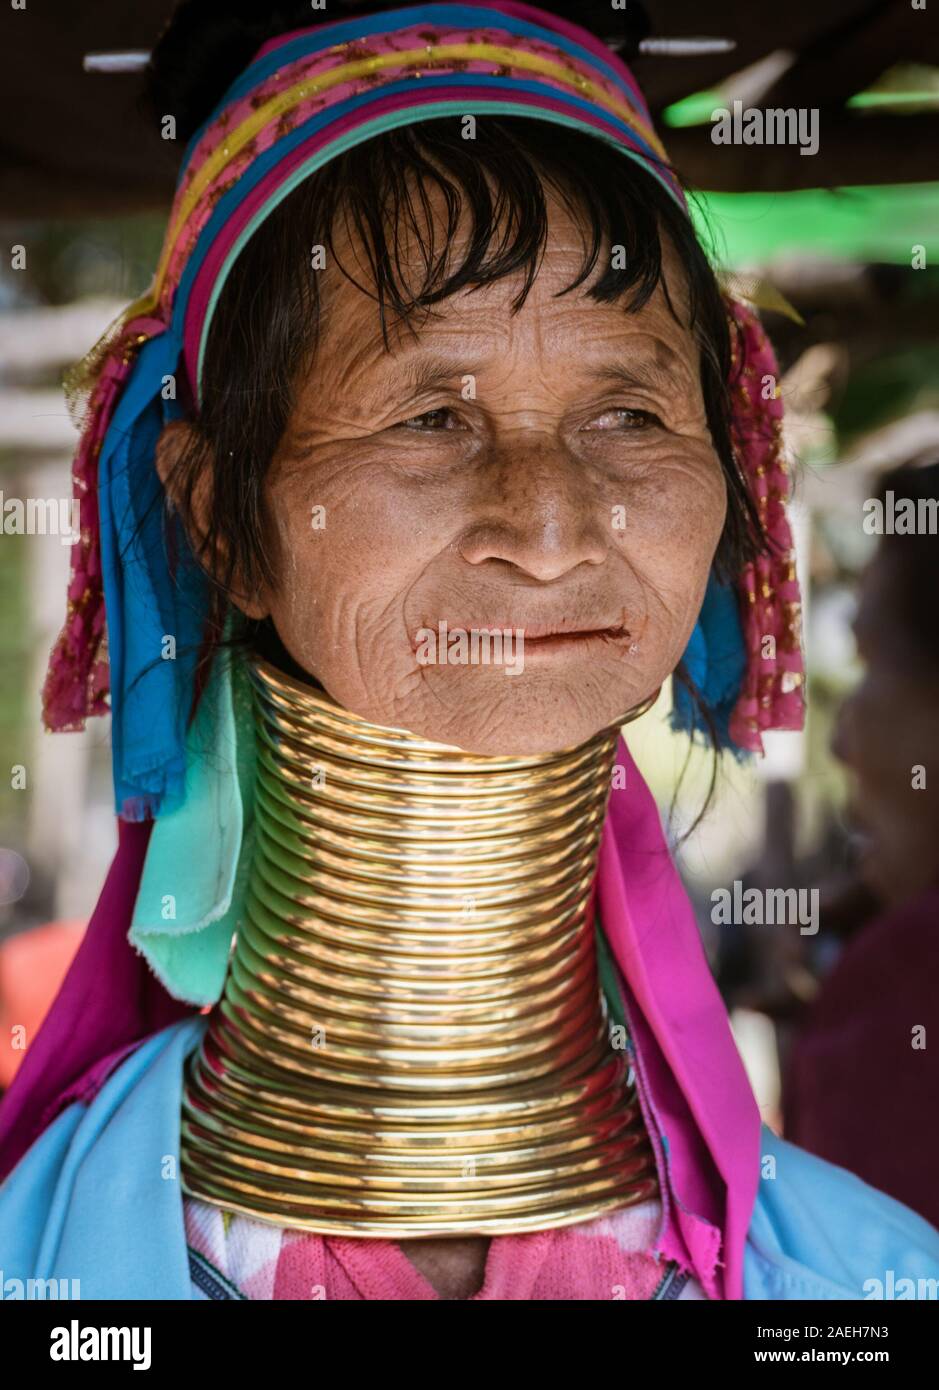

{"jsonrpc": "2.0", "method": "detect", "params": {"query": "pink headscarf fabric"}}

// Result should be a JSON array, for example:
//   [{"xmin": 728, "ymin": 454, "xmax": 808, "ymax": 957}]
[
  {"xmin": 598, "ymin": 738, "xmax": 761, "ymax": 1300},
  {"xmin": 725, "ymin": 305, "xmax": 804, "ymax": 749},
  {"xmin": 0, "ymin": 821, "xmax": 193, "ymax": 1178}
]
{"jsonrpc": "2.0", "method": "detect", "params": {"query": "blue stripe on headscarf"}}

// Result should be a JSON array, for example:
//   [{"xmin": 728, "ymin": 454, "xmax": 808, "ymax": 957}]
[
  {"xmin": 182, "ymin": 3, "xmax": 633, "ymax": 163},
  {"xmin": 173, "ymin": 72, "xmax": 673, "ymax": 347},
  {"xmin": 98, "ymin": 331, "xmax": 211, "ymax": 819},
  {"xmin": 672, "ymin": 574, "xmax": 748, "ymax": 753}
]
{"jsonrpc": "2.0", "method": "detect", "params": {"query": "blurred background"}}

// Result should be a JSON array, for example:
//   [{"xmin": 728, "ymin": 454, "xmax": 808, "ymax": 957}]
[{"xmin": 1, "ymin": 2, "xmax": 937, "ymax": 1224}]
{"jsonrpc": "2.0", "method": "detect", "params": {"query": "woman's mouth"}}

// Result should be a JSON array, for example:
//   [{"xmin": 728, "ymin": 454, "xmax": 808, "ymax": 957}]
[
  {"xmin": 517, "ymin": 623, "xmax": 633, "ymax": 654},
  {"xmin": 412, "ymin": 619, "xmax": 637, "ymax": 667}
]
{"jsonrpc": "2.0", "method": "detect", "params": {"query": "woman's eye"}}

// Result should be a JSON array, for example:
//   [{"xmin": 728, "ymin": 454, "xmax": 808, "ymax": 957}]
[
  {"xmin": 583, "ymin": 408, "xmax": 662, "ymax": 431},
  {"xmin": 400, "ymin": 408, "xmax": 463, "ymax": 431}
]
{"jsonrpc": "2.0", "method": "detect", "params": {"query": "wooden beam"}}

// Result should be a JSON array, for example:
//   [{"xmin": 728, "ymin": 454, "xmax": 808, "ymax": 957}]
[{"xmin": 667, "ymin": 113, "xmax": 939, "ymax": 191}]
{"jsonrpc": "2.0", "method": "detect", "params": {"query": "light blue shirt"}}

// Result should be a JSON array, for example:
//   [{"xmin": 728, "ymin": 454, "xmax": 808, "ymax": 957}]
[{"xmin": 1, "ymin": 1018, "xmax": 937, "ymax": 1300}]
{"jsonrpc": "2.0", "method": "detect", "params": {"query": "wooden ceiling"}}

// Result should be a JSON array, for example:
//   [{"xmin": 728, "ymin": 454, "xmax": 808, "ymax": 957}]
[{"xmin": 1, "ymin": 0, "xmax": 936, "ymax": 216}]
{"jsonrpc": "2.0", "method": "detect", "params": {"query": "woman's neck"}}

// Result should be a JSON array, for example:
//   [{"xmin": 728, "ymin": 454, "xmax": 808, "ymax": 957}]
[{"xmin": 179, "ymin": 652, "xmax": 657, "ymax": 1236}]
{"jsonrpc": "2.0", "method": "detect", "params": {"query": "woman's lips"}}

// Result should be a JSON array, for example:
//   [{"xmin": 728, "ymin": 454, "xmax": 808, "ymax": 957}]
[
  {"xmin": 425, "ymin": 620, "xmax": 630, "ymax": 641},
  {"xmin": 517, "ymin": 623, "xmax": 629, "ymax": 643},
  {"xmin": 519, "ymin": 625, "xmax": 629, "ymax": 647},
  {"xmin": 517, "ymin": 628, "xmax": 634, "ymax": 664},
  {"xmin": 411, "ymin": 619, "xmax": 634, "ymax": 664}
]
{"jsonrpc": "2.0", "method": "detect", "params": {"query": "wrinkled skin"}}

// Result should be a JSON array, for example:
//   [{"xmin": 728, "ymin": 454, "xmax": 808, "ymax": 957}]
[
  {"xmin": 158, "ymin": 190, "xmax": 727, "ymax": 758},
  {"xmin": 833, "ymin": 547, "xmax": 939, "ymax": 910},
  {"xmin": 156, "ymin": 190, "xmax": 727, "ymax": 1297}
]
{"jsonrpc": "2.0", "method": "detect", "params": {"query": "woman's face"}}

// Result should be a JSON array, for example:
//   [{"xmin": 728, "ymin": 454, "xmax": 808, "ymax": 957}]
[
  {"xmin": 163, "ymin": 191, "xmax": 727, "ymax": 754},
  {"xmin": 833, "ymin": 548, "xmax": 939, "ymax": 907}
]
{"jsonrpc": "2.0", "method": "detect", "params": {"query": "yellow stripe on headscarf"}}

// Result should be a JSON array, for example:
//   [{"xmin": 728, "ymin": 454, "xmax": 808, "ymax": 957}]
[{"xmin": 121, "ymin": 40, "xmax": 666, "ymax": 328}]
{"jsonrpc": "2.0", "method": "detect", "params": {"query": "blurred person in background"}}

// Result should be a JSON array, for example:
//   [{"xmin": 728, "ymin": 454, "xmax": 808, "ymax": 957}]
[{"xmin": 785, "ymin": 456, "xmax": 939, "ymax": 1228}]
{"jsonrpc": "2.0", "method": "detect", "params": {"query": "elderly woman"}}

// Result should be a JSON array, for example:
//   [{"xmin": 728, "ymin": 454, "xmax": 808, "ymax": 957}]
[{"xmin": 1, "ymin": 0, "xmax": 937, "ymax": 1302}]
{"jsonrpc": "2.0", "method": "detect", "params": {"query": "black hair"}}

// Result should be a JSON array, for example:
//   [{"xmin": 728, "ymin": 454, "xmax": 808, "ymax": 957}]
[{"xmin": 144, "ymin": 0, "xmax": 768, "ymax": 764}]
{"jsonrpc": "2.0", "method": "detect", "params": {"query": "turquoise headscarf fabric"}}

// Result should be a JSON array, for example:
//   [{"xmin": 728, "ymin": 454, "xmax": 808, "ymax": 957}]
[{"xmin": 129, "ymin": 647, "xmax": 255, "ymax": 1005}]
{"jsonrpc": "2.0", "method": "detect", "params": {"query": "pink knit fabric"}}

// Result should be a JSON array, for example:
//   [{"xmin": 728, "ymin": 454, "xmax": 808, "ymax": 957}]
[
  {"xmin": 725, "ymin": 301, "xmax": 805, "ymax": 752},
  {"xmin": 184, "ymin": 1195, "xmax": 707, "ymax": 1301}
]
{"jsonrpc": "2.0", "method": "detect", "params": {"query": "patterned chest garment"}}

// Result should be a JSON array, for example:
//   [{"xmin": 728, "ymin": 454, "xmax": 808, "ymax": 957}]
[{"xmin": 184, "ymin": 1195, "xmax": 707, "ymax": 1301}]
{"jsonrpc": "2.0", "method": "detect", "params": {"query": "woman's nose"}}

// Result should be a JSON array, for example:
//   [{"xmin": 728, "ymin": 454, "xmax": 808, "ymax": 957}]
[{"xmin": 457, "ymin": 437, "xmax": 609, "ymax": 580}]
